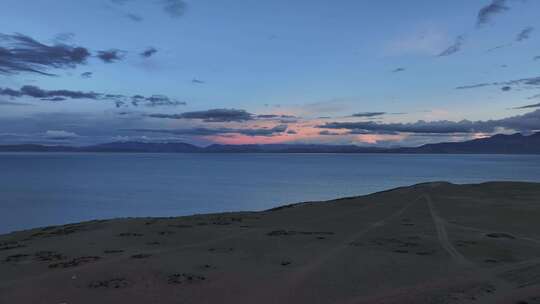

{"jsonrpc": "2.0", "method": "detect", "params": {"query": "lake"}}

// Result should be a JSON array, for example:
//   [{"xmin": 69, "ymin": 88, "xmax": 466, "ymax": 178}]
[{"xmin": 1, "ymin": 153, "xmax": 539, "ymax": 234}]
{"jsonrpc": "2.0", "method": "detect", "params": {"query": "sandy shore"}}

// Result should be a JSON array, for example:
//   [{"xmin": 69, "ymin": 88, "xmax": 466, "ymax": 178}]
[{"xmin": 1, "ymin": 182, "xmax": 540, "ymax": 303}]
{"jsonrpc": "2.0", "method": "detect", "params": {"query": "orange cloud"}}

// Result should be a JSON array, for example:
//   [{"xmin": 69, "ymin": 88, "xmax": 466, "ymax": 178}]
[
  {"xmin": 205, "ymin": 119, "xmax": 409, "ymax": 145},
  {"xmin": 355, "ymin": 133, "xmax": 407, "ymax": 144}
]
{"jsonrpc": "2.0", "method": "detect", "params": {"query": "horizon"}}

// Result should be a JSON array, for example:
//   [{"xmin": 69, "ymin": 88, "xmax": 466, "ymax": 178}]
[
  {"xmin": 1, "ymin": 130, "xmax": 537, "ymax": 150},
  {"xmin": 1, "ymin": 0, "xmax": 540, "ymax": 147}
]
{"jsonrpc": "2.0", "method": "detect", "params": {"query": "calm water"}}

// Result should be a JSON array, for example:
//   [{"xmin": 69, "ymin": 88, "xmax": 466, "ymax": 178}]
[{"xmin": 1, "ymin": 153, "xmax": 539, "ymax": 234}]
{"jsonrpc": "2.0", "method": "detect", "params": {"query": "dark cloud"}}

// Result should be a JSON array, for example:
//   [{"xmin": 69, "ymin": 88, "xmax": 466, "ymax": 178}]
[
  {"xmin": 130, "ymin": 124, "xmax": 288, "ymax": 137},
  {"xmin": 192, "ymin": 78, "xmax": 205, "ymax": 84},
  {"xmin": 456, "ymin": 76, "xmax": 540, "ymax": 90},
  {"xmin": 351, "ymin": 112, "xmax": 386, "ymax": 118},
  {"xmin": 438, "ymin": 36, "xmax": 465, "ymax": 57},
  {"xmin": 126, "ymin": 13, "xmax": 143, "ymax": 22},
  {"xmin": 0, "ymin": 33, "xmax": 91, "ymax": 76},
  {"xmin": 15, "ymin": 85, "xmax": 100, "ymax": 99},
  {"xmin": 254, "ymin": 114, "xmax": 297, "ymax": 124},
  {"xmin": 534, "ymin": 56, "xmax": 540, "ymax": 61},
  {"xmin": 135, "ymin": 95, "xmax": 187, "ymax": 107},
  {"xmin": 54, "ymin": 32, "xmax": 75, "ymax": 43},
  {"xmin": 141, "ymin": 47, "xmax": 157, "ymax": 58},
  {"xmin": 148, "ymin": 109, "xmax": 254, "ymax": 122},
  {"xmin": 349, "ymin": 129, "xmax": 399, "ymax": 135},
  {"xmin": 456, "ymin": 83, "xmax": 492, "ymax": 90},
  {"xmin": 319, "ymin": 130, "xmax": 341, "ymax": 136},
  {"xmin": 512, "ymin": 103, "xmax": 540, "ymax": 110},
  {"xmin": 162, "ymin": 0, "xmax": 187, "ymax": 18},
  {"xmin": 80, "ymin": 71, "xmax": 93, "ymax": 78},
  {"xmin": 287, "ymin": 130, "xmax": 297, "ymax": 134},
  {"xmin": 0, "ymin": 87, "xmax": 24, "ymax": 97},
  {"xmin": 97, "ymin": 49, "xmax": 126, "ymax": 63},
  {"xmin": 516, "ymin": 26, "xmax": 534, "ymax": 42},
  {"xmin": 477, "ymin": 0, "xmax": 510, "ymax": 27},
  {"xmin": 392, "ymin": 67, "xmax": 406, "ymax": 73},
  {"xmin": 110, "ymin": 0, "xmax": 187, "ymax": 19},
  {"xmin": 256, "ymin": 114, "xmax": 297, "ymax": 119},
  {"xmin": 501, "ymin": 86, "xmax": 512, "ymax": 91},
  {"xmin": 318, "ymin": 110, "xmax": 540, "ymax": 134},
  {"xmin": 41, "ymin": 97, "xmax": 67, "ymax": 101},
  {"xmin": 486, "ymin": 43, "xmax": 511, "ymax": 53},
  {"xmin": 0, "ymin": 85, "xmax": 185, "ymax": 107}
]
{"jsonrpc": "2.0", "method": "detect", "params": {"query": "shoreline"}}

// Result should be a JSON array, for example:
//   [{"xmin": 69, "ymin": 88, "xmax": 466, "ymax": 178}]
[
  {"xmin": 0, "ymin": 180, "xmax": 524, "ymax": 236},
  {"xmin": 2, "ymin": 181, "xmax": 540, "ymax": 303}
]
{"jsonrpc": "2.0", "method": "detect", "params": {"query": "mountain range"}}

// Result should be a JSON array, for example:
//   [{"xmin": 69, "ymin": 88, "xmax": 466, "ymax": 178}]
[{"xmin": 1, "ymin": 132, "xmax": 539, "ymax": 154}]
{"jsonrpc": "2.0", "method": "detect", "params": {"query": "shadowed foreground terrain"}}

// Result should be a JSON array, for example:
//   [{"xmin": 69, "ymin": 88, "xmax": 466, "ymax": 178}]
[{"xmin": 1, "ymin": 182, "xmax": 540, "ymax": 303}]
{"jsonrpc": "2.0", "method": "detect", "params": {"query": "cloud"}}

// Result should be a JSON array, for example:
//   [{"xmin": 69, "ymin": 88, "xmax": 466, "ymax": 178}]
[
  {"xmin": 516, "ymin": 26, "xmax": 534, "ymax": 42},
  {"xmin": 456, "ymin": 76, "xmax": 540, "ymax": 90},
  {"xmin": 132, "ymin": 95, "xmax": 187, "ymax": 107},
  {"xmin": 44, "ymin": 130, "xmax": 79, "ymax": 140},
  {"xmin": 351, "ymin": 112, "xmax": 386, "ymax": 118},
  {"xmin": 319, "ymin": 130, "xmax": 342, "ymax": 136},
  {"xmin": 318, "ymin": 110, "xmax": 540, "ymax": 134},
  {"xmin": 41, "ymin": 97, "xmax": 67, "ymax": 101},
  {"xmin": 256, "ymin": 114, "xmax": 297, "ymax": 119},
  {"xmin": 110, "ymin": 0, "xmax": 187, "ymax": 18},
  {"xmin": 0, "ymin": 111, "xmax": 154, "ymax": 145},
  {"xmin": 534, "ymin": 56, "xmax": 540, "ymax": 61},
  {"xmin": 0, "ymin": 85, "xmax": 185, "ymax": 107},
  {"xmin": 456, "ymin": 83, "xmax": 492, "ymax": 90},
  {"xmin": 349, "ymin": 129, "xmax": 399, "ymax": 135},
  {"xmin": 192, "ymin": 78, "xmax": 205, "ymax": 84},
  {"xmin": 501, "ymin": 86, "xmax": 512, "ymax": 91},
  {"xmin": 80, "ymin": 71, "xmax": 93, "ymax": 78},
  {"xmin": 97, "ymin": 49, "xmax": 126, "ymax": 63},
  {"xmin": 162, "ymin": 0, "xmax": 187, "ymax": 18},
  {"xmin": 0, "ymin": 85, "xmax": 100, "ymax": 99},
  {"xmin": 54, "ymin": 32, "xmax": 75, "ymax": 43},
  {"xmin": 148, "ymin": 109, "xmax": 254, "ymax": 122},
  {"xmin": 130, "ymin": 124, "xmax": 288, "ymax": 137},
  {"xmin": 513, "ymin": 102, "xmax": 540, "ymax": 109},
  {"xmin": 141, "ymin": 47, "xmax": 157, "ymax": 58},
  {"xmin": 0, "ymin": 33, "xmax": 91, "ymax": 75},
  {"xmin": 438, "ymin": 35, "xmax": 465, "ymax": 57},
  {"xmin": 126, "ymin": 13, "xmax": 143, "ymax": 22},
  {"xmin": 392, "ymin": 67, "xmax": 406, "ymax": 73},
  {"xmin": 477, "ymin": 0, "xmax": 510, "ymax": 27},
  {"xmin": 486, "ymin": 43, "xmax": 512, "ymax": 52}
]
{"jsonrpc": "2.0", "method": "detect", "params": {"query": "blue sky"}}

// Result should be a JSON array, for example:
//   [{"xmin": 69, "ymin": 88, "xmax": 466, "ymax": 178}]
[{"xmin": 1, "ymin": 0, "xmax": 540, "ymax": 146}]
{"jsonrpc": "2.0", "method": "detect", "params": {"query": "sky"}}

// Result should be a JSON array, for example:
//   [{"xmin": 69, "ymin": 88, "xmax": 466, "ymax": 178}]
[{"xmin": 1, "ymin": 0, "xmax": 540, "ymax": 147}]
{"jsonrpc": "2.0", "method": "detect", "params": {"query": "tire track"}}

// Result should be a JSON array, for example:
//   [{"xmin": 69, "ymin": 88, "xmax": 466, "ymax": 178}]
[
  {"xmin": 425, "ymin": 194, "xmax": 472, "ymax": 266},
  {"xmin": 274, "ymin": 196, "xmax": 420, "ymax": 302}
]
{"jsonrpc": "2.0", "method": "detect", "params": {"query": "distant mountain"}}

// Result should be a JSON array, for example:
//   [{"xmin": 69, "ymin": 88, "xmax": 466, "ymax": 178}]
[
  {"xmin": 0, "ymin": 144, "xmax": 76, "ymax": 152},
  {"xmin": 396, "ymin": 132, "xmax": 540, "ymax": 154},
  {"xmin": 83, "ymin": 141, "xmax": 202, "ymax": 153},
  {"xmin": 0, "ymin": 132, "xmax": 539, "ymax": 154},
  {"xmin": 0, "ymin": 142, "xmax": 201, "ymax": 153}
]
